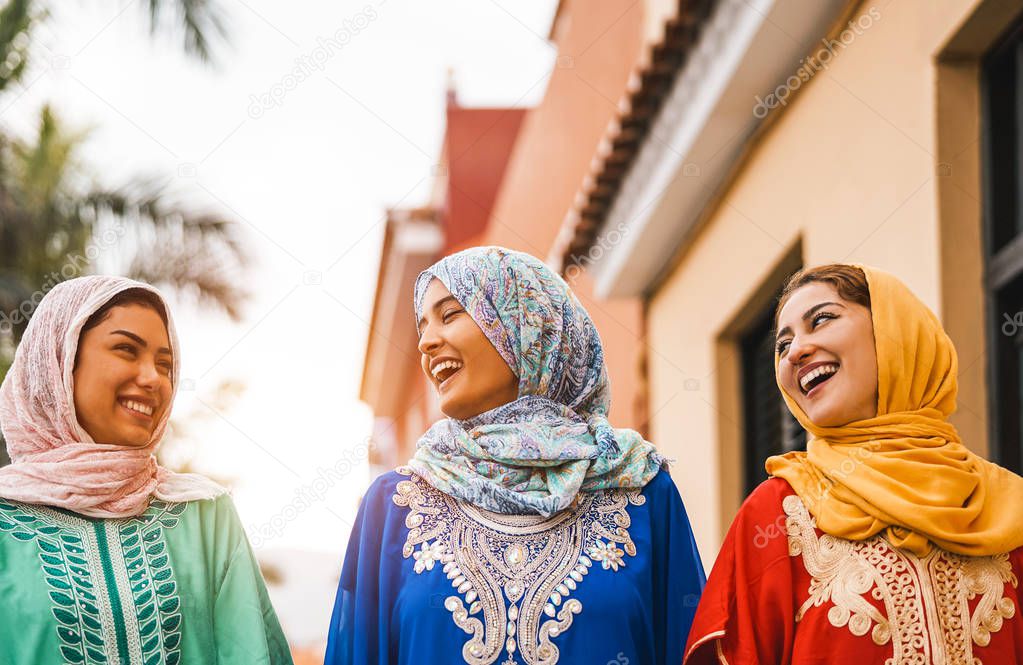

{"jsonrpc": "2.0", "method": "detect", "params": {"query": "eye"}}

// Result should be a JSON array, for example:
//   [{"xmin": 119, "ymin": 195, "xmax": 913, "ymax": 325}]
[
  {"xmin": 114, "ymin": 343, "xmax": 137, "ymax": 356},
  {"xmin": 776, "ymin": 338, "xmax": 791, "ymax": 355},
  {"xmin": 812, "ymin": 311, "xmax": 837, "ymax": 327},
  {"xmin": 442, "ymin": 308, "xmax": 463, "ymax": 323}
]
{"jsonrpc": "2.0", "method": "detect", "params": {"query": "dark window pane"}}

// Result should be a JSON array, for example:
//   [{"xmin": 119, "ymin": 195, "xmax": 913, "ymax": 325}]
[
  {"xmin": 741, "ymin": 301, "xmax": 805, "ymax": 495},
  {"xmin": 984, "ymin": 25, "xmax": 1023, "ymax": 251},
  {"xmin": 984, "ymin": 20, "xmax": 1023, "ymax": 474},
  {"xmin": 992, "ymin": 275, "xmax": 1023, "ymax": 471}
]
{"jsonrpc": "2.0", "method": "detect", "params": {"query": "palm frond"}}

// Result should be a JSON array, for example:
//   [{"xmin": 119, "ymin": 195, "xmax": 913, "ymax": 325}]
[
  {"xmin": 84, "ymin": 182, "xmax": 250, "ymax": 320},
  {"xmin": 144, "ymin": 0, "xmax": 228, "ymax": 64},
  {"xmin": 0, "ymin": 0, "xmax": 33, "ymax": 92}
]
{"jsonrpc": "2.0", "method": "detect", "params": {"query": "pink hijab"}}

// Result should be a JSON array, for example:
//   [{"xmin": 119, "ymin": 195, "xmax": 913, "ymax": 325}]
[{"xmin": 0, "ymin": 276, "xmax": 225, "ymax": 517}]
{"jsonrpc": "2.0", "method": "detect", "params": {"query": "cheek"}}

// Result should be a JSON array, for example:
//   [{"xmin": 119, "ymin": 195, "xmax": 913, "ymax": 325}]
[
  {"xmin": 777, "ymin": 361, "xmax": 798, "ymax": 396},
  {"xmin": 450, "ymin": 324, "xmax": 484, "ymax": 364},
  {"xmin": 73, "ymin": 360, "xmax": 109, "ymax": 406},
  {"xmin": 851, "ymin": 338, "xmax": 879, "ymax": 396}
]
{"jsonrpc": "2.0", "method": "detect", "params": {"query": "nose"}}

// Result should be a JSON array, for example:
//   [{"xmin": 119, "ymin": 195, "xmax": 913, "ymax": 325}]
[
  {"xmin": 785, "ymin": 333, "xmax": 816, "ymax": 368},
  {"xmin": 135, "ymin": 359, "xmax": 162, "ymax": 391},
  {"xmin": 417, "ymin": 322, "xmax": 442, "ymax": 355}
]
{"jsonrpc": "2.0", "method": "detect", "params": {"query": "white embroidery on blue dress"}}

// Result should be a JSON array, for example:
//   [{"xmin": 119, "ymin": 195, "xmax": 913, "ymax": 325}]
[{"xmin": 394, "ymin": 467, "xmax": 643, "ymax": 665}]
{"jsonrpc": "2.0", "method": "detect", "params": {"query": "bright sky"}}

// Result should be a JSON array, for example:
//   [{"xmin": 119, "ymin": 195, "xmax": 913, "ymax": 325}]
[{"xmin": 3, "ymin": 0, "xmax": 558, "ymax": 646}]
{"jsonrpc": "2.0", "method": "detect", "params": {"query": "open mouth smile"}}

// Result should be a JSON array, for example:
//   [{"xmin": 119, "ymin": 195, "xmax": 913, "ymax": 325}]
[
  {"xmin": 431, "ymin": 359, "xmax": 464, "ymax": 390},
  {"xmin": 118, "ymin": 398, "xmax": 155, "ymax": 421},
  {"xmin": 799, "ymin": 362, "xmax": 839, "ymax": 397}
]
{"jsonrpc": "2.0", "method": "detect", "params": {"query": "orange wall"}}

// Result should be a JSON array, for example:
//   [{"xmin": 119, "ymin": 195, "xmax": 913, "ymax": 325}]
[
  {"xmin": 479, "ymin": 0, "xmax": 647, "ymax": 431},
  {"xmin": 443, "ymin": 107, "xmax": 526, "ymax": 253}
]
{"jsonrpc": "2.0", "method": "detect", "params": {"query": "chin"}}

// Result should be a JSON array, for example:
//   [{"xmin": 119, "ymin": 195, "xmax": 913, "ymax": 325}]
[
  {"xmin": 116, "ymin": 429, "xmax": 153, "ymax": 448},
  {"xmin": 438, "ymin": 398, "xmax": 467, "ymax": 420},
  {"xmin": 804, "ymin": 405, "xmax": 851, "ymax": 428}
]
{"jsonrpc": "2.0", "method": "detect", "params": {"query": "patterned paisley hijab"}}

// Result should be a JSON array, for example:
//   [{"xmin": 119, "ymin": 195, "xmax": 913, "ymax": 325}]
[{"xmin": 407, "ymin": 246, "xmax": 665, "ymax": 516}]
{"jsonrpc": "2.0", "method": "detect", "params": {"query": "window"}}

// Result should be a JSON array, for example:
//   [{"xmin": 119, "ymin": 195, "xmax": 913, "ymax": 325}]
[
  {"xmin": 740, "ymin": 297, "xmax": 805, "ymax": 495},
  {"xmin": 983, "ymin": 20, "xmax": 1023, "ymax": 473}
]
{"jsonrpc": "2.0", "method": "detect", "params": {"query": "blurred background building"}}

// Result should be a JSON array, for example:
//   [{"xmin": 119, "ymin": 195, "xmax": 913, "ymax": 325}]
[{"xmin": 361, "ymin": 0, "xmax": 1023, "ymax": 566}]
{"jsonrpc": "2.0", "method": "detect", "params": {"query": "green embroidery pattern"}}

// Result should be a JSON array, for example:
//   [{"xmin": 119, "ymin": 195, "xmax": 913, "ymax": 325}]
[
  {"xmin": 0, "ymin": 499, "xmax": 186, "ymax": 665},
  {"xmin": 0, "ymin": 500, "xmax": 106, "ymax": 664},
  {"xmin": 119, "ymin": 501, "xmax": 185, "ymax": 665}
]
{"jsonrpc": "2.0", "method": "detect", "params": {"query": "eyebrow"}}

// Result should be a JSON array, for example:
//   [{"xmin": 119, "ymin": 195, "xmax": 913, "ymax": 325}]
[
  {"xmin": 417, "ymin": 295, "xmax": 460, "ymax": 330},
  {"xmin": 775, "ymin": 301, "xmax": 844, "ymax": 341},
  {"xmin": 111, "ymin": 330, "xmax": 173, "ymax": 356}
]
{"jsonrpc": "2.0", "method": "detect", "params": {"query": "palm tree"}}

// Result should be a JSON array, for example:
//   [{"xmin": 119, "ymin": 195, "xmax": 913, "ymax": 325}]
[
  {"xmin": 0, "ymin": 0, "xmax": 244, "ymax": 357},
  {"xmin": 1, "ymin": 0, "xmax": 226, "ymax": 85},
  {"xmin": 0, "ymin": 0, "xmax": 244, "ymax": 463},
  {"xmin": 0, "ymin": 105, "xmax": 249, "ymax": 339}
]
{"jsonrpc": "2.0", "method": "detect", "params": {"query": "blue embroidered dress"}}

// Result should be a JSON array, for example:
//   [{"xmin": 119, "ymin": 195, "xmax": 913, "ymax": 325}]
[{"xmin": 324, "ymin": 467, "xmax": 705, "ymax": 664}]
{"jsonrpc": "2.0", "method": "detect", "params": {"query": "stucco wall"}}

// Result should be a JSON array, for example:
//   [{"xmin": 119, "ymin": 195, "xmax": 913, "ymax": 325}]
[{"xmin": 646, "ymin": 0, "xmax": 1004, "ymax": 565}]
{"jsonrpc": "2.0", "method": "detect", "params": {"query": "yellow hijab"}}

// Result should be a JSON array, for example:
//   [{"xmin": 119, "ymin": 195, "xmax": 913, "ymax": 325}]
[{"xmin": 766, "ymin": 265, "xmax": 1023, "ymax": 557}]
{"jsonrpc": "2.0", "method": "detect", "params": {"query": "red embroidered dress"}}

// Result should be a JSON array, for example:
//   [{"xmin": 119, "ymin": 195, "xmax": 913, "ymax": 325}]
[{"xmin": 684, "ymin": 478, "xmax": 1023, "ymax": 665}]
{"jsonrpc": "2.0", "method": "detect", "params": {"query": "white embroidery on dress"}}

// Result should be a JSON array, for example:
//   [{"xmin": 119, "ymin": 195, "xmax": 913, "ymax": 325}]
[
  {"xmin": 783, "ymin": 494, "xmax": 1017, "ymax": 664},
  {"xmin": 394, "ymin": 467, "xmax": 644, "ymax": 665}
]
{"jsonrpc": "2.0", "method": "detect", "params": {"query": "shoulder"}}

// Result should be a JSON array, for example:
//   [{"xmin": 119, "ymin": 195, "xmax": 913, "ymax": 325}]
[
  {"xmin": 369, "ymin": 468, "xmax": 410, "ymax": 496},
  {"xmin": 171, "ymin": 493, "xmax": 243, "ymax": 533},
  {"xmin": 181, "ymin": 491, "xmax": 238, "ymax": 515},
  {"xmin": 638, "ymin": 467, "xmax": 681, "ymax": 505},
  {"xmin": 727, "ymin": 477, "xmax": 800, "ymax": 551},
  {"xmin": 358, "ymin": 468, "xmax": 429, "ymax": 521},
  {"xmin": 365, "ymin": 468, "xmax": 413, "ymax": 505},
  {"xmin": 742, "ymin": 477, "xmax": 797, "ymax": 516},
  {"xmin": 643, "ymin": 467, "xmax": 676, "ymax": 493}
]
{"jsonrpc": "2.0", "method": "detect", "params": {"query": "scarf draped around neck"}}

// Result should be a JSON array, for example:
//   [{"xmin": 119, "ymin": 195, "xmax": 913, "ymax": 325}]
[
  {"xmin": 766, "ymin": 265, "xmax": 1023, "ymax": 557},
  {"xmin": 0, "ymin": 276, "xmax": 225, "ymax": 518},
  {"xmin": 408, "ymin": 246, "xmax": 665, "ymax": 516}
]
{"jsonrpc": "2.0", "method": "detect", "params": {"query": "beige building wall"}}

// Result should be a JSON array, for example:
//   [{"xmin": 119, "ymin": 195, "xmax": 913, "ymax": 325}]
[{"xmin": 646, "ymin": 0, "xmax": 1018, "ymax": 565}]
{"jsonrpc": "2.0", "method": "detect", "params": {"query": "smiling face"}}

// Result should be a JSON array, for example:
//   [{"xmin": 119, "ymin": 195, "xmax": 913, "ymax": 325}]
[
  {"xmin": 417, "ymin": 278, "xmax": 519, "ymax": 420},
  {"xmin": 72, "ymin": 303, "xmax": 173, "ymax": 447},
  {"xmin": 775, "ymin": 281, "xmax": 879, "ymax": 427}
]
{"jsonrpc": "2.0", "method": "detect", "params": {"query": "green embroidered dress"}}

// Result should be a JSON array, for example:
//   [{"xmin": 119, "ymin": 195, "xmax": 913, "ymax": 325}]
[{"xmin": 0, "ymin": 494, "xmax": 292, "ymax": 665}]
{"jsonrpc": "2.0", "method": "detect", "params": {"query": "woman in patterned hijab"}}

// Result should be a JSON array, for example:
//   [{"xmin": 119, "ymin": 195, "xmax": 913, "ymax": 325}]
[
  {"xmin": 408, "ymin": 245, "xmax": 666, "ymax": 515},
  {"xmin": 326, "ymin": 246, "xmax": 705, "ymax": 665}
]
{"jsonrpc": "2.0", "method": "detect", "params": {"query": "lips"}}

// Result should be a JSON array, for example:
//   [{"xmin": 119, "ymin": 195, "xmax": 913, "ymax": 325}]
[
  {"xmin": 798, "ymin": 361, "xmax": 839, "ymax": 396},
  {"xmin": 118, "ymin": 397, "xmax": 156, "ymax": 421},
  {"xmin": 429, "ymin": 357, "xmax": 464, "ymax": 386}
]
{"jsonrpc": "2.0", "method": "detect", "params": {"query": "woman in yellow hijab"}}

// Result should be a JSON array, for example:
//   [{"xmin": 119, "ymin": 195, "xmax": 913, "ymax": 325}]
[{"xmin": 685, "ymin": 264, "xmax": 1023, "ymax": 665}]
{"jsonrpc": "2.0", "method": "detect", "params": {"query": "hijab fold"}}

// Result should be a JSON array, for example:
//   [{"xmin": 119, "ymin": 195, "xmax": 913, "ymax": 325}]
[
  {"xmin": 408, "ymin": 246, "xmax": 664, "ymax": 516},
  {"xmin": 0, "ymin": 276, "xmax": 225, "ymax": 518},
  {"xmin": 766, "ymin": 265, "xmax": 1023, "ymax": 557}
]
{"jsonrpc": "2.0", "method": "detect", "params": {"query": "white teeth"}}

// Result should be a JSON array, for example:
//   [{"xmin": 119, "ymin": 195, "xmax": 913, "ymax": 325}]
[
  {"xmin": 800, "ymin": 364, "xmax": 839, "ymax": 392},
  {"xmin": 122, "ymin": 400, "xmax": 154, "ymax": 416},
  {"xmin": 431, "ymin": 360, "xmax": 464, "ymax": 380}
]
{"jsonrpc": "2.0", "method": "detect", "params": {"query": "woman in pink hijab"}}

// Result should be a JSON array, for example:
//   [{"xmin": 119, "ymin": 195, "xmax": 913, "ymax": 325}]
[{"xmin": 0, "ymin": 276, "xmax": 292, "ymax": 665}]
